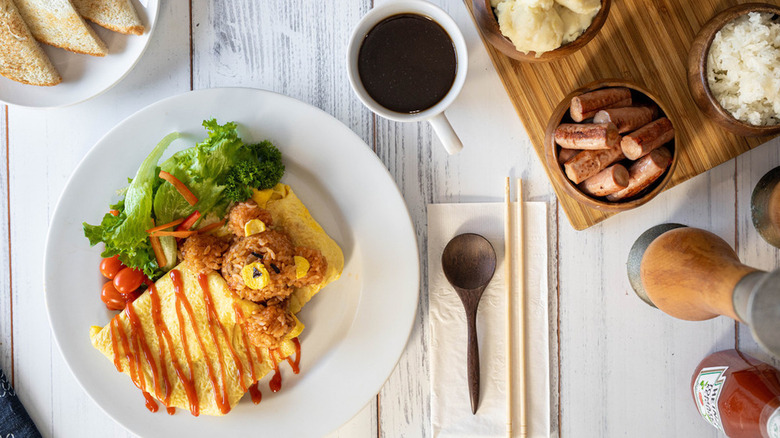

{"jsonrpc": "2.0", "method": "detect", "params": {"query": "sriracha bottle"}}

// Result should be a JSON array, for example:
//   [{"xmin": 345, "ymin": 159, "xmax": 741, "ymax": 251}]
[{"xmin": 692, "ymin": 350, "xmax": 780, "ymax": 438}]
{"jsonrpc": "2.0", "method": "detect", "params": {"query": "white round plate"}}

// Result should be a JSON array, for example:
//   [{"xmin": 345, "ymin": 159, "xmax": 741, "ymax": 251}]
[
  {"xmin": 44, "ymin": 88, "xmax": 420, "ymax": 436},
  {"xmin": 0, "ymin": 0, "xmax": 160, "ymax": 108}
]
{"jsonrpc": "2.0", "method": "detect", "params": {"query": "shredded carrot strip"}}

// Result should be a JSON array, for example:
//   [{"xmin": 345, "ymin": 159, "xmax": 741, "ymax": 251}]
[
  {"xmin": 146, "ymin": 218, "xmax": 186, "ymax": 234},
  {"xmin": 148, "ymin": 219, "xmax": 168, "ymax": 267},
  {"xmin": 159, "ymin": 171, "xmax": 198, "ymax": 206},
  {"xmin": 196, "ymin": 219, "xmax": 226, "ymax": 234},
  {"xmin": 150, "ymin": 236, "xmax": 167, "ymax": 267},
  {"xmin": 177, "ymin": 211, "xmax": 201, "ymax": 231},
  {"xmin": 109, "ymin": 210, "xmax": 120, "ymax": 217},
  {"xmin": 150, "ymin": 230, "xmax": 197, "ymax": 238}
]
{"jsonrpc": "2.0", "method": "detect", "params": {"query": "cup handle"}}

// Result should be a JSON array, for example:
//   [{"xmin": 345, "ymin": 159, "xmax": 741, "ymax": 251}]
[{"xmin": 429, "ymin": 113, "xmax": 463, "ymax": 155}]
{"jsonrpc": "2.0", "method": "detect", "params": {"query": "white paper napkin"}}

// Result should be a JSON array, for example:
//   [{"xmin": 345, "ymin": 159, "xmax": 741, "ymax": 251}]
[{"xmin": 428, "ymin": 202, "xmax": 551, "ymax": 438}]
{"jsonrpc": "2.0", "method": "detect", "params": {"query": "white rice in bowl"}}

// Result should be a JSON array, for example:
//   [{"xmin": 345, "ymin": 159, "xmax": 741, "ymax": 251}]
[{"xmin": 707, "ymin": 12, "xmax": 780, "ymax": 126}]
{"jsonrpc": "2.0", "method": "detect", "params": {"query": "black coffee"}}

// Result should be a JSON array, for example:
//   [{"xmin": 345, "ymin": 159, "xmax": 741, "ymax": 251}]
[{"xmin": 357, "ymin": 13, "xmax": 457, "ymax": 114}]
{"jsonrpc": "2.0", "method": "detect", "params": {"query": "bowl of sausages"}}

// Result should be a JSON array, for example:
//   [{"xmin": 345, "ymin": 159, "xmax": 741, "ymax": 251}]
[{"xmin": 544, "ymin": 80, "xmax": 678, "ymax": 212}]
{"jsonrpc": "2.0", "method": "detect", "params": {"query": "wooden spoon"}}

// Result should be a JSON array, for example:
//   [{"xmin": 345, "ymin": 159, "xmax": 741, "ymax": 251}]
[{"xmin": 441, "ymin": 233, "xmax": 497, "ymax": 415}]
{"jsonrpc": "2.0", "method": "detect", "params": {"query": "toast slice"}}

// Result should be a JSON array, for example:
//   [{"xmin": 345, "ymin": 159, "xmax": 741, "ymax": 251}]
[
  {"xmin": 71, "ymin": 0, "xmax": 144, "ymax": 36},
  {"xmin": 13, "ymin": 0, "xmax": 108, "ymax": 56},
  {"xmin": 0, "ymin": 0, "xmax": 61, "ymax": 86}
]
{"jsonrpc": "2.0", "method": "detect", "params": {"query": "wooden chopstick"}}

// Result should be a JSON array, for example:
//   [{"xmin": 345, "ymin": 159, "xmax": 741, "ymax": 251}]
[
  {"xmin": 504, "ymin": 177, "xmax": 513, "ymax": 438},
  {"xmin": 506, "ymin": 177, "xmax": 528, "ymax": 438},
  {"xmin": 516, "ymin": 178, "xmax": 527, "ymax": 438}
]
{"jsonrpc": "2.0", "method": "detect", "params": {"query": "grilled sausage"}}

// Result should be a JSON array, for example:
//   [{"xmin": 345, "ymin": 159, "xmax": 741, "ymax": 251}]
[
  {"xmin": 570, "ymin": 88, "xmax": 632, "ymax": 122},
  {"xmin": 621, "ymin": 117, "xmax": 674, "ymax": 160},
  {"xmin": 554, "ymin": 123, "xmax": 619, "ymax": 150},
  {"xmin": 563, "ymin": 145, "xmax": 625, "ymax": 184},
  {"xmin": 593, "ymin": 106, "xmax": 658, "ymax": 134},
  {"xmin": 579, "ymin": 164, "xmax": 629, "ymax": 197},
  {"xmin": 606, "ymin": 147, "xmax": 672, "ymax": 201},
  {"xmin": 557, "ymin": 147, "xmax": 580, "ymax": 165}
]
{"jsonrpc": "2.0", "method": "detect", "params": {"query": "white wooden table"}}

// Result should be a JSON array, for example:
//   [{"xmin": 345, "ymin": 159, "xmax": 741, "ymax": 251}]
[{"xmin": 1, "ymin": 1, "xmax": 779, "ymax": 437}]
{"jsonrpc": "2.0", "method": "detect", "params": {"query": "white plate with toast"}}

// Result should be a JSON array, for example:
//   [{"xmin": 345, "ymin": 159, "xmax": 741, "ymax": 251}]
[
  {"xmin": 0, "ymin": 0, "xmax": 159, "ymax": 108},
  {"xmin": 44, "ymin": 88, "xmax": 420, "ymax": 436}
]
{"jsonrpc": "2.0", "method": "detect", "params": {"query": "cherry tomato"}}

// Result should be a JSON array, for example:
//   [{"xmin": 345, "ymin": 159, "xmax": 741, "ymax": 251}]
[
  {"xmin": 113, "ymin": 267, "xmax": 145, "ymax": 294},
  {"xmin": 101, "ymin": 281, "xmax": 126, "ymax": 311},
  {"xmin": 99, "ymin": 255, "xmax": 125, "ymax": 280},
  {"xmin": 123, "ymin": 288, "xmax": 142, "ymax": 304}
]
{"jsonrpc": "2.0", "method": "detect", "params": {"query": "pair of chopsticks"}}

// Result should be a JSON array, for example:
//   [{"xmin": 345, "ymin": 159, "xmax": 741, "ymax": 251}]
[{"xmin": 504, "ymin": 177, "xmax": 527, "ymax": 438}]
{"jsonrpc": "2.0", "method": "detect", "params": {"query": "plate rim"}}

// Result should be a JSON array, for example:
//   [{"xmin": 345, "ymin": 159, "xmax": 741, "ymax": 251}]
[
  {"xmin": 0, "ymin": 0, "xmax": 162, "ymax": 109},
  {"xmin": 43, "ymin": 87, "xmax": 420, "ymax": 435}
]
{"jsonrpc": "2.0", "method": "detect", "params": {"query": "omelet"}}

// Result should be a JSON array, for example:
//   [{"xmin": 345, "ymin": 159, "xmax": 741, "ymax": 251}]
[
  {"xmin": 90, "ymin": 183, "xmax": 344, "ymax": 416},
  {"xmin": 90, "ymin": 266, "xmax": 297, "ymax": 415}
]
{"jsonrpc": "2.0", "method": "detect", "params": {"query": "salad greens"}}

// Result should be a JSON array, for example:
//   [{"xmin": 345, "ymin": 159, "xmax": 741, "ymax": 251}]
[
  {"xmin": 83, "ymin": 119, "xmax": 285, "ymax": 280},
  {"xmin": 222, "ymin": 141, "xmax": 285, "ymax": 203},
  {"xmin": 84, "ymin": 132, "xmax": 180, "ymax": 279}
]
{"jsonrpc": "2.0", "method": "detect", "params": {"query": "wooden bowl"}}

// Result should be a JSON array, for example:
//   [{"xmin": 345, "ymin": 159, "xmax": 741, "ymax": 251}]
[
  {"xmin": 472, "ymin": 0, "xmax": 611, "ymax": 62},
  {"xmin": 544, "ymin": 80, "xmax": 679, "ymax": 212},
  {"xmin": 688, "ymin": 3, "xmax": 780, "ymax": 137}
]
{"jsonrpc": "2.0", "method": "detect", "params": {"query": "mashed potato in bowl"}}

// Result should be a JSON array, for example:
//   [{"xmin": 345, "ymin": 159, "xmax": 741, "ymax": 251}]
[{"xmin": 491, "ymin": 0, "xmax": 600, "ymax": 56}]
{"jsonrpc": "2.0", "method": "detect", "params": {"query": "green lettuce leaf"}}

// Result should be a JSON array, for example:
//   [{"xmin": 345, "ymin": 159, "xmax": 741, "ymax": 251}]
[
  {"xmin": 153, "ymin": 120, "xmax": 249, "ymax": 224},
  {"xmin": 83, "ymin": 132, "xmax": 180, "ymax": 279}
]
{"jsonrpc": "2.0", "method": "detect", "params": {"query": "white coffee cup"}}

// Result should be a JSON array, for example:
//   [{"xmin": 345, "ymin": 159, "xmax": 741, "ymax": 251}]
[{"xmin": 346, "ymin": 0, "xmax": 468, "ymax": 155}]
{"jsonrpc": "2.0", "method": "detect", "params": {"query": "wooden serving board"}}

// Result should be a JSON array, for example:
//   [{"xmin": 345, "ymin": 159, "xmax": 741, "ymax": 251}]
[{"xmin": 464, "ymin": 0, "xmax": 779, "ymax": 230}]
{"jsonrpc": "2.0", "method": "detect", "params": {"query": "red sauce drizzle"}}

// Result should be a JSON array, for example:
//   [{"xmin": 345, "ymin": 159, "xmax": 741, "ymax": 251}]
[
  {"xmin": 170, "ymin": 270, "xmax": 231, "ymax": 415},
  {"xmin": 198, "ymin": 273, "xmax": 248, "ymax": 393},
  {"xmin": 146, "ymin": 281, "xmax": 184, "ymax": 415},
  {"xmin": 170, "ymin": 276, "xmax": 201, "ymax": 416},
  {"xmin": 232, "ymin": 304, "xmax": 258, "ymax": 382},
  {"xmin": 286, "ymin": 338, "xmax": 301, "ymax": 374},
  {"xmin": 267, "ymin": 338, "xmax": 302, "ymax": 392},
  {"xmin": 131, "ymin": 321, "xmax": 157, "ymax": 413},
  {"xmin": 269, "ymin": 349, "xmax": 282, "ymax": 393},
  {"xmin": 109, "ymin": 318, "xmax": 122, "ymax": 372},
  {"xmin": 249, "ymin": 384, "xmax": 263, "ymax": 404},
  {"xmin": 234, "ymin": 305, "xmax": 264, "ymax": 404},
  {"xmin": 142, "ymin": 391, "xmax": 159, "ymax": 413},
  {"xmin": 194, "ymin": 274, "xmax": 234, "ymax": 405},
  {"xmin": 126, "ymin": 301, "xmax": 163, "ymax": 411},
  {"xmin": 113, "ymin": 312, "xmax": 158, "ymax": 411}
]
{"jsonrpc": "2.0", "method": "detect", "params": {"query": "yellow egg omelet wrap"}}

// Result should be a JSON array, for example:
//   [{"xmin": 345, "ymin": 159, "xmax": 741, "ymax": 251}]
[{"xmin": 89, "ymin": 183, "xmax": 344, "ymax": 416}]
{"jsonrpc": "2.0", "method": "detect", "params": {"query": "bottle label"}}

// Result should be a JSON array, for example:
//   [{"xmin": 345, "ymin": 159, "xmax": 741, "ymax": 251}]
[
  {"xmin": 768, "ymin": 406, "xmax": 780, "ymax": 438},
  {"xmin": 693, "ymin": 366, "xmax": 728, "ymax": 432}
]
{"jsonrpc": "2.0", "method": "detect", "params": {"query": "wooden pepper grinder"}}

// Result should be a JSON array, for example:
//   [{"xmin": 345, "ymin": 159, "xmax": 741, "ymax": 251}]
[{"xmin": 627, "ymin": 224, "xmax": 780, "ymax": 359}]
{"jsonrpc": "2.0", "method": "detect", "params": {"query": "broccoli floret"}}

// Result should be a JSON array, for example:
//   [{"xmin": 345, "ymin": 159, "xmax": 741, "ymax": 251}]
[
  {"xmin": 249, "ymin": 140, "xmax": 282, "ymax": 164},
  {"xmin": 223, "ymin": 141, "xmax": 285, "ymax": 203}
]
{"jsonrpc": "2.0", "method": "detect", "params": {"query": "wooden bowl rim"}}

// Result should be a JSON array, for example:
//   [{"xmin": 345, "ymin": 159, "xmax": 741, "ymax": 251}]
[
  {"xmin": 544, "ymin": 79, "xmax": 680, "ymax": 212},
  {"xmin": 691, "ymin": 2, "xmax": 780, "ymax": 135},
  {"xmin": 473, "ymin": 0, "xmax": 611, "ymax": 62}
]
